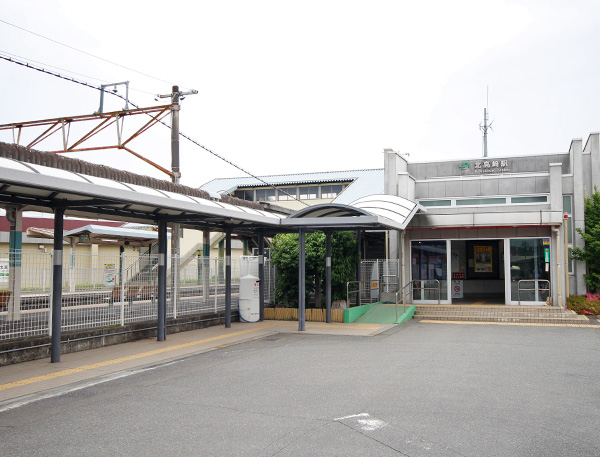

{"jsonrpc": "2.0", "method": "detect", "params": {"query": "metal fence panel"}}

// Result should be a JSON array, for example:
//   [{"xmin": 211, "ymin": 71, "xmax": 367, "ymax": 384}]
[{"xmin": 1, "ymin": 252, "xmax": 270, "ymax": 342}]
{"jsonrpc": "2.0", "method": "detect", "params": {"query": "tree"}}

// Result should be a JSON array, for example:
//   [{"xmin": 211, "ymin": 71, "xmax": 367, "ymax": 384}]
[
  {"xmin": 571, "ymin": 187, "xmax": 600, "ymax": 292},
  {"xmin": 270, "ymin": 231, "xmax": 359, "ymax": 306}
]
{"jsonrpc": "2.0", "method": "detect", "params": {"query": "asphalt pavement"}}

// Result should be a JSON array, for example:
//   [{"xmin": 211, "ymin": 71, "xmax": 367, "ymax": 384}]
[{"xmin": 1, "ymin": 320, "xmax": 599, "ymax": 456}]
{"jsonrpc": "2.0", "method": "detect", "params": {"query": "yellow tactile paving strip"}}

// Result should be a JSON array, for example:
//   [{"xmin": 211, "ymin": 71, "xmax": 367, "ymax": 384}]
[
  {"xmin": 418, "ymin": 319, "xmax": 598, "ymax": 327},
  {"xmin": 0, "ymin": 320, "xmax": 390, "ymax": 405}
]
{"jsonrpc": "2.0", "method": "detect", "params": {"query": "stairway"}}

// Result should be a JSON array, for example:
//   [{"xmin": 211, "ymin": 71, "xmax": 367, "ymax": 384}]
[{"xmin": 413, "ymin": 304, "xmax": 594, "ymax": 325}]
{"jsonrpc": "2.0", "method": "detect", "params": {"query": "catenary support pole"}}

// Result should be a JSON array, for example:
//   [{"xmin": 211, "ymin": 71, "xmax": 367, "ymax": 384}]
[
  {"xmin": 157, "ymin": 220, "xmax": 167, "ymax": 341},
  {"xmin": 298, "ymin": 228, "xmax": 306, "ymax": 331},
  {"xmin": 225, "ymin": 229, "xmax": 232, "ymax": 328},
  {"xmin": 326, "ymin": 231, "xmax": 332, "ymax": 323},
  {"xmin": 170, "ymin": 86, "xmax": 181, "ymax": 322},
  {"xmin": 51, "ymin": 207, "xmax": 64, "ymax": 363},
  {"xmin": 258, "ymin": 234, "xmax": 265, "ymax": 321}
]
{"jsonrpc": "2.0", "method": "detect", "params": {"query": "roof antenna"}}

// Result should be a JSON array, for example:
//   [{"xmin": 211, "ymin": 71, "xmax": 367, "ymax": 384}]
[{"xmin": 479, "ymin": 85, "xmax": 493, "ymax": 157}]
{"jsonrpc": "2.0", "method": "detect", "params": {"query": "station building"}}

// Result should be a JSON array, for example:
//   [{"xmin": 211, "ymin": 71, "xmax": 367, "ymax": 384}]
[{"xmin": 202, "ymin": 132, "xmax": 600, "ymax": 307}]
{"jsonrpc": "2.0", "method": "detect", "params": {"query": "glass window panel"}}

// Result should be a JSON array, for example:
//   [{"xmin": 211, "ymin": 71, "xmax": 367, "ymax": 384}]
[
  {"xmin": 320, "ymin": 184, "xmax": 343, "ymax": 199},
  {"xmin": 568, "ymin": 248, "xmax": 573, "ymax": 274},
  {"xmin": 419, "ymin": 200, "xmax": 452, "ymax": 207},
  {"xmin": 456, "ymin": 197, "xmax": 506, "ymax": 206},
  {"xmin": 566, "ymin": 216, "xmax": 573, "ymax": 244},
  {"xmin": 511, "ymin": 196, "xmax": 547, "ymax": 204},
  {"xmin": 299, "ymin": 186, "xmax": 318, "ymax": 199},
  {"xmin": 563, "ymin": 195, "xmax": 572, "ymax": 214},
  {"xmin": 278, "ymin": 187, "xmax": 297, "ymax": 201},
  {"xmin": 256, "ymin": 188, "xmax": 276, "ymax": 201},
  {"xmin": 234, "ymin": 189, "xmax": 254, "ymax": 200},
  {"xmin": 410, "ymin": 240, "xmax": 447, "ymax": 301},
  {"xmin": 509, "ymin": 239, "xmax": 551, "ymax": 302}
]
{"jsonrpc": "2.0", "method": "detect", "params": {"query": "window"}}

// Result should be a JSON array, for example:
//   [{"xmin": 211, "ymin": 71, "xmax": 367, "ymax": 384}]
[
  {"xmin": 234, "ymin": 189, "xmax": 255, "ymax": 201},
  {"xmin": 563, "ymin": 195, "xmax": 572, "ymax": 214},
  {"xmin": 456, "ymin": 197, "xmax": 506, "ymax": 206},
  {"xmin": 321, "ymin": 184, "xmax": 343, "ymax": 199},
  {"xmin": 511, "ymin": 196, "xmax": 547, "ymax": 204},
  {"xmin": 420, "ymin": 200, "xmax": 451, "ymax": 207},
  {"xmin": 563, "ymin": 195, "xmax": 573, "ymax": 273},
  {"xmin": 256, "ymin": 188, "xmax": 276, "ymax": 201},
  {"xmin": 299, "ymin": 186, "xmax": 319, "ymax": 200},
  {"xmin": 278, "ymin": 187, "xmax": 298, "ymax": 201}
]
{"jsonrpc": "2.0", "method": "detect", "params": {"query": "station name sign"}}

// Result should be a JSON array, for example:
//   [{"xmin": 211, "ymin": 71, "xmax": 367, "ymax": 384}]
[{"xmin": 458, "ymin": 160, "xmax": 510, "ymax": 174}]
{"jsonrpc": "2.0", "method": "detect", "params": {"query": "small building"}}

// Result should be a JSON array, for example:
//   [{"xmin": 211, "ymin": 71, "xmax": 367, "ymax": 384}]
[{"xmin": 202, "ymin": 133, "xmax": 600, "ymax": 307}]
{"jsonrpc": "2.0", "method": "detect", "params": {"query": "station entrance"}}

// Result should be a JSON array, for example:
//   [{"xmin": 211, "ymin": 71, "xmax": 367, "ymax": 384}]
[{"xmin": 410, "ymin": 238, "xmax": 551, "ymax": 305}]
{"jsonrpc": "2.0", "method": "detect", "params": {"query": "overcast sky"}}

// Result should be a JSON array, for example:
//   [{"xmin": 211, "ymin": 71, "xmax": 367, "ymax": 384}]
[{"xmin": 1, "ymin": 1, "xmax": 599, "ymax": 188}]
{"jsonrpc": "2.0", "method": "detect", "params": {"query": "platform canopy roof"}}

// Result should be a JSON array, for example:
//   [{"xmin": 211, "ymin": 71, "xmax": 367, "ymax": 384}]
[
  {"xmin": 0, "ymin": 156, "xmax": 284, "ymax": 234},
  {"xmin": 0, "ymin": 150, "xmax": 421, "ymax": 234}
]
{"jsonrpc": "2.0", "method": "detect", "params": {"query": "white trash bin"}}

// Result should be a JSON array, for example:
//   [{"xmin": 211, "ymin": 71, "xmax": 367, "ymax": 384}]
[{"xmin": 239, "ymin": 274, "xmax": 260, "ymax": 322}]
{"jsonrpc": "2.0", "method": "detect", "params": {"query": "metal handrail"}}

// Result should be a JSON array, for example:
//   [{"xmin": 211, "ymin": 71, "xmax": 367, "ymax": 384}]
[
  {"xmin": 518, "ymin": 279, "xmax": 550, "ymax": 305},
  {"xmin": 346, "ymin": 281, "xmax": 363, "ymax": 308},
  {"xmin": 346, "ymin": 280, "xmax": 381, "ymax": 308},
  {"xmin": 412, "ymin": 279, "xmax": 441, "ymax": 305},
  {"xmin": 394, "ymin": 279, "xmax": 441, "ymax": 322},
  {"xmin": 382, "ymin": 274, "xmax": 399, "ymax": 294}
]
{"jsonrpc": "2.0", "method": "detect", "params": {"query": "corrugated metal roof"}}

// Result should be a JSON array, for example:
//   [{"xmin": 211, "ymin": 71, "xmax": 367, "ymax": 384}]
[{"xmin": 200, "ymin": 168, "xmax": 384, "ymax": 205}]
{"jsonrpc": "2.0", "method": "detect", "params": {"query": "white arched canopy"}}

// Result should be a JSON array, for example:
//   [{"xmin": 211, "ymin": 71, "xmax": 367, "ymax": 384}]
[{"xmin": 283, "ymin": 194, "xmax": 422, "ymax": 231}]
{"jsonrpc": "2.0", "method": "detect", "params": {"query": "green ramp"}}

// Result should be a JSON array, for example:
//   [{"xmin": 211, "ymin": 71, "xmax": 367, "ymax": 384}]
[{"xmin": 353, "ymin": 304, "xmax": 415, "ymax": 324}]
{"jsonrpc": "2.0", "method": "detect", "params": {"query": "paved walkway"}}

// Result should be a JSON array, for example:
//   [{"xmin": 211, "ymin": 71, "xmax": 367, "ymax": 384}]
[{"xmin": 0, "ymin": 320, "xmax": 391, "ymax": 409}]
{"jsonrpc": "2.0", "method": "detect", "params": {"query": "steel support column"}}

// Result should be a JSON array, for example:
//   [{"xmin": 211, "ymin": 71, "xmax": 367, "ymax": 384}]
[
  {"xmin": 202, "ymin": 230, "xmax": 210, "ymax": 301},
  {"xmin": 326, "ymin": 231, "xmax": 332, "ymax": 323},
  {"xmin": 298, "ymin": 228, "xmax": 306, "ymax": 331},
  {"xmin": 7, "ymin": 206, "xmax": 23, "ymax": 321},
  {"xmin": 356, "ymin": 230, "xmax": 362, "ymax": 283},
  {"xmin": 51, "ymin": 207, "xmax": 64, "ymax": 363},
  {"xmin": 157, "ymin": 220, "xmax": 167, "ymax": 341},
  {"xmin": 258, "ymin": 234, "xmax": 265, "ymax": 321},
  {"xmin": 225, "ymin": 230, "xmax": 232, "ymax": 328}
]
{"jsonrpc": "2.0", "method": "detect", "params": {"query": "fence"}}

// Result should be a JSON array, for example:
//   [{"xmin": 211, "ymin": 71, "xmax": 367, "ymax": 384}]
[
  {"xmin": 347, "ymin": 260, "xmax": 400, "ymax": 306},
  {"xmin": 0, "ymin": 251, "xmax": 276, "ymax": 342}
]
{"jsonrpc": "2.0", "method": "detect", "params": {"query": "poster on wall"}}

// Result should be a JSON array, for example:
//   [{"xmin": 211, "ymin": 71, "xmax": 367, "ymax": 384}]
[{"xmin": 474, "ymin": 246, "xmax": 493, "ymax": 272}]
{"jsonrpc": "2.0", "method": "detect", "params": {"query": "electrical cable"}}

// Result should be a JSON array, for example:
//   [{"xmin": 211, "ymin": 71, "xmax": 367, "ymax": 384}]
[
  {"xmin": 0, "ymin": 50, "xmax": 157, "ymax": 97},
  {"xmin": 0, "ymin": 18, "xmax": 189, "ymax": 90},
  {"xmin": 0, "ymin": 54, "xmax": 309, "ymax": 206}
]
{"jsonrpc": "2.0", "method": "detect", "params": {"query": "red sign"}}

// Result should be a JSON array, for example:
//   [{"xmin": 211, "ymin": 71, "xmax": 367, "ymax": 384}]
[{"xmin": 452, "ymin": 273, "xmax": 465, "ymax": 280}]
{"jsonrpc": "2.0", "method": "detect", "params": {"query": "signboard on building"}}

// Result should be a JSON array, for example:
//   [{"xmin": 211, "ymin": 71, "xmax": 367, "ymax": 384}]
[
  {"xmin": 451, "ymin": 280, "xmax": 463, "ymax": 298},
  {"xmin": 459, "ymin": 160, "xmax": 510, "ymax": 174}
]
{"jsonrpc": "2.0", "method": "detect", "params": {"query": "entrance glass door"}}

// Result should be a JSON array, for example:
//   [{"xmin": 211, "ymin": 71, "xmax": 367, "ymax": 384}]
[
  {"xmin": 509, "ymin": 238, "xmax": 551, "ymax": 304},
  {"xmin": 411, "ymin": 240, "xmax": 448, "ymax": 301}
]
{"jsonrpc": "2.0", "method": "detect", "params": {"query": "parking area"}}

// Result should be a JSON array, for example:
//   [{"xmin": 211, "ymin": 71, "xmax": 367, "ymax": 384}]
[{"xmin": 1, "ymin": 320, "xmax": 600, "ymax": 456}]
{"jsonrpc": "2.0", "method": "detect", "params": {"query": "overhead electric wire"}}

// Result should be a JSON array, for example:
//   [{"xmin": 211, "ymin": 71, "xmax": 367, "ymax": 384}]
[
  {"xmin": 0, "ymin": 18, "xmax": 188, "ymax": 91},
  {"xmin": 0, "ymin": 53, "xmax": 308, "ymax": 206},
  {"xmin": 0, "ymin": 50, "xmax": 157, "ymax": 97}
]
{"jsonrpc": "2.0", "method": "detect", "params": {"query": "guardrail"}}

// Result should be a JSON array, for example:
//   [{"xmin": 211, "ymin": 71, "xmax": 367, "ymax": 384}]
[{"xmin": 518, "ymin": 279, "xmax": 550, "ymax": 305}]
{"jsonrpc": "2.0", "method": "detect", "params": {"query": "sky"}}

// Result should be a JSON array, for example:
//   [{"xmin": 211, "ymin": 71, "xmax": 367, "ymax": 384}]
[{"xmin": 1, "ymin": 0, "xmax": 599, "ymax": 189}]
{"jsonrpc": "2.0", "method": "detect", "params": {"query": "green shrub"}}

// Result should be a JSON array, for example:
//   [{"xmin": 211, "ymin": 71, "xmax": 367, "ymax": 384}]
[{"xmin": 566, "ymin": 295, "xmax": 600, "ymax": 315}]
